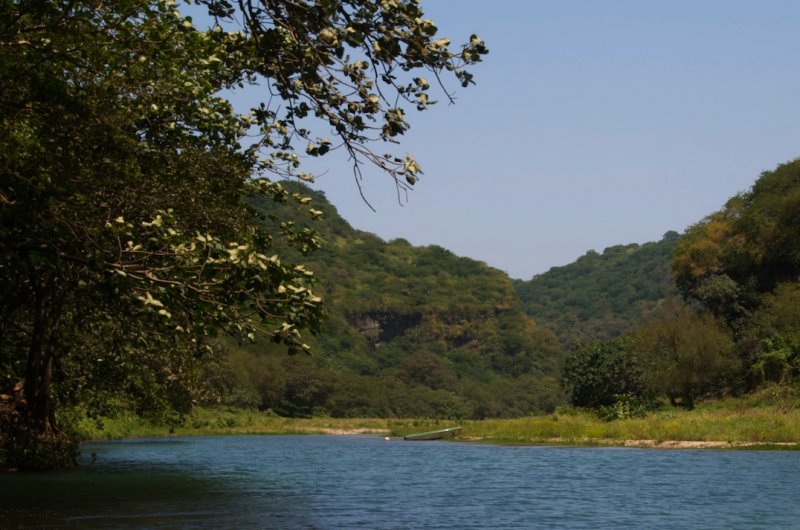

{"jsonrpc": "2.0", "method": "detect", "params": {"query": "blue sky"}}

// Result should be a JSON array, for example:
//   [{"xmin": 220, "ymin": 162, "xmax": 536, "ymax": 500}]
[{"xmin": 238, "ymin": 1, "xmax": 800, "ymax": 279}]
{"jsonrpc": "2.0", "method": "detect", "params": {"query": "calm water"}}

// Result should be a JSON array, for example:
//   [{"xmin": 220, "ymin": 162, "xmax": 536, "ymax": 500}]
[{"xmin": 2, "ymin": 435, "xmax": 800, "ymax": 529}]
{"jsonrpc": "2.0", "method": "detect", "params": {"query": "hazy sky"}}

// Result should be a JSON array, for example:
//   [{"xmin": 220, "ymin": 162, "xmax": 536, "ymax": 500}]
[{"xmin": 259, "ymin": 1, "xmax": 800, "ymax": 279}]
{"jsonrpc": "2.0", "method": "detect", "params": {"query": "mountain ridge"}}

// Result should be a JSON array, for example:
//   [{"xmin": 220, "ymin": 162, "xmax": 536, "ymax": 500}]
[{"xmin": 513, "ymin": 231, "xmax": 682, "ymax": 347}]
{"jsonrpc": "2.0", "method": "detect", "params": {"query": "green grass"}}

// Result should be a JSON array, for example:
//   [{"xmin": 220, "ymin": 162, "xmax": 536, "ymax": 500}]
[
  {"xmin": 72, "ymin": 407, "xmax": 396, "ymax": 440},
  {"xmin": 452, "ymin": 406, "xmax": 800, "ymax": 447},
  {"xmin": 459, "ymin": 386, "xmax": 800, "ymax": 447},
  {"xmin": 71, "ymin": 386, "xmax": 800, "ymax": 449}
]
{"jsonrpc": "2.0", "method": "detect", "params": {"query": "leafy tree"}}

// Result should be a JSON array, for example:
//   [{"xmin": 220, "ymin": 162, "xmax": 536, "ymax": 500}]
[
  {"xmin": 400, "ymin": 351, "xmax": 457, "ymax": 390},
  {"xmin": 750, "ymin": 336, "xmax": 800, "ymax": 386},
  {"xmin": 0, "ymin": 0, "xmax": 485, "ymax": 468},
  {"xmin": 756, "ymin": 280, "xmax": 800, "ymax": 345},
  {"xmin": 630, "ymin": 311, "xmax": 737, "ymax": 408},
  {"xmin": 749, "ymin": 282, "xmax": 800, "ymax": 385},
  {"xmin": 561, "ymin": 337, "xmax": 648, "ymax": 409}
]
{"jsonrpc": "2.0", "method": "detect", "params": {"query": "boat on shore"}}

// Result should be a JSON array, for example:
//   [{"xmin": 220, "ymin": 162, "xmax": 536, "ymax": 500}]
[{"xmin": 403, "ymin": 426, "xmax": 462, "ymax": 441}]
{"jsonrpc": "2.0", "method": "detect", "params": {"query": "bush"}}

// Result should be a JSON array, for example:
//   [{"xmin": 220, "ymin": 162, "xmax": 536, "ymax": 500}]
[
  {"xmin": 562, "ymin": 338, "xmax": 649, "ymax": 408},
  {"xmin": 597, "ymin": 393, "xmax": 653, "ymax": 421}
]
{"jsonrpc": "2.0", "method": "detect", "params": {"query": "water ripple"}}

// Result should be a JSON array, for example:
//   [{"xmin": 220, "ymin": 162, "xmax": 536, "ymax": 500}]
[{"xmin": 2, "ymin": 435, "xmax": 799, "ymax": 529}]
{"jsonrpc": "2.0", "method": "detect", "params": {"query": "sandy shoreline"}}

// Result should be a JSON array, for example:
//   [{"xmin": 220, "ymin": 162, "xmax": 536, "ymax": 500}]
[
  {"xmin": 301, "ymin": 429, "xmax": 799, "ymax": 449},
  {"xmin": 621, "ymin": 439, "xmax": 798, "ymax": 449},
  {"xmin": 314, "ymin": 427, "xmax": 390, "ymax": 435},
  {"xmin": 453, "ymin": 435, "xmax": 799, "ymax": 449}
]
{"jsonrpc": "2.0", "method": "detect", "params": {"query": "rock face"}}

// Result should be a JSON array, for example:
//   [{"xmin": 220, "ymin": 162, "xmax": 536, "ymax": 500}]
[{"xmin": 351, "ymin": 311, "xmax": 423, "ymax": 346}]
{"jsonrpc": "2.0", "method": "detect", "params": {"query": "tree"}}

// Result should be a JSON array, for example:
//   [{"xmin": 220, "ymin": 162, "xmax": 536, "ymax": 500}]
[
  {"xmin": 561, "ymin": 337, "xmax": 648, "ymax": 409},
  {"xmin": 750, "ymin": 282, "xmax": 800, "ymax": 385},
  {"xmin": 630, "ymin": 311, "xmax": 737, "ymax": 408},
  {"xmin": 0, "ymin": 0, "xmax": 486, "ymax": 468}
]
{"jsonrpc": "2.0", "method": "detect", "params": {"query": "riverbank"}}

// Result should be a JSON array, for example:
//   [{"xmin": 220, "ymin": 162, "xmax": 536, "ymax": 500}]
[
  {"xmin": 72, "ymin": 408, "xmax": 393, "ymax": 440},
  {"xmin": 71, "ymin": 391, "xmax": 800, "ymax": 450},
  {"xmin": 451, "ymin": 405, "xmax": 800, "ymax": 449}
]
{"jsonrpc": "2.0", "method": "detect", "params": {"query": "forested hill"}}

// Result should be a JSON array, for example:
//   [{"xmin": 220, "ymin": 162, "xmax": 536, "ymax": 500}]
[
  {"xmin": 512, "ymin": 233, "xmax": 682, "ymax": 347},
  {"xmin": 218, "ymin": 183, "xmax": 565, "ymax": 419}
]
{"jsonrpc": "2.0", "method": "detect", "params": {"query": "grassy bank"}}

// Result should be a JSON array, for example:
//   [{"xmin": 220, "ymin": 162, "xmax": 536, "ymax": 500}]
[
  {"xmin": 72, "ymin": 407, "xmax": 394, "ymax": 441},
  {"xmin": 450, "ymin": 388, "xmax": 800, "ymax": 447},
  {"xmin": 72, "ymin": 389, "xmax": 800, "ymax": 449},
  {"xmin": 455, "ymin": 406, "xmax": 800, "ymax": 447}
]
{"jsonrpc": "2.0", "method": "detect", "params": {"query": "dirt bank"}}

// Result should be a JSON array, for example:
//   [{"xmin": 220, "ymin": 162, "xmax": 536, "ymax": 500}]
[
  {"xmin": 622, "ymin": 439, "xmax": 799, "ymax": 449},
  {"xmin": 313, "ymin": 427, "xmax": 390, "ymax": 435}
]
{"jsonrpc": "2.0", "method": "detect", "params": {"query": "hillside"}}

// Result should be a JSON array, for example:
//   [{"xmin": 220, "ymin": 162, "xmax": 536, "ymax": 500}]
[
  {"xmin": 554, "ymin": 159, "xmax": 800, "ymax": 412},
  {"xmin": 212, "ymin": 183, "xmax": 565, "ymax": 419},
  {"xmin": 513, "ymin": 233, "xmax": 682, "ymax": 346}
]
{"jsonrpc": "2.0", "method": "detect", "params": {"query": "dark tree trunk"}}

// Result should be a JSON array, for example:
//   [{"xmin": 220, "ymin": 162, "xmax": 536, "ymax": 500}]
[
  {"xmin": 2, "ymin": 276, "xmax": 77, "ymax": 470},
  {"xmin": 22, "ymin": 278, "xmax": 59, "ymax": 435},
  {"xmin": 23, "ymin": 346, "xmax": 56, "ymax": 435}
]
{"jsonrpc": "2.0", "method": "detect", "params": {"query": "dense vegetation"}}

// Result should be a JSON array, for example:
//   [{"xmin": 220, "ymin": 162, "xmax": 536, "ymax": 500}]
[
  {"xmin": 562, "ymin": 160, "xmax": 800, "ymax": 414},
  {"xmin": 209, "ymin": 184, "xmax": 564, "ymax": 420},
  {"xmin": 0, "ymin": 0, "xmax": 486, "ymax": 469},
  {"xmin": 513, "ymin": 234, "xmax": 681, "ymax": 347}
]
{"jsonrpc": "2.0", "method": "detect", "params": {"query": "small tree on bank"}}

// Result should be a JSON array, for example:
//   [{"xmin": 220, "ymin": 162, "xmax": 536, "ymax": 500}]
[
  {"xmin": 562, "ymin": 337, "xmax": 648, "ymax": 409},
  {"xmin": 630, "ymin": 311, "xmax": 737, "ymax": 409},
  {"xmin": 0, "ymin": 0, "xmax": 486, "ymax": 468}
]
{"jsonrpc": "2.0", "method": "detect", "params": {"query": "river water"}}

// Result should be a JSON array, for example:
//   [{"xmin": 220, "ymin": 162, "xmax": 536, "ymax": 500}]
[{"xmin": 2, "ymin": 435, "xmax": 800, "ymax": 529}]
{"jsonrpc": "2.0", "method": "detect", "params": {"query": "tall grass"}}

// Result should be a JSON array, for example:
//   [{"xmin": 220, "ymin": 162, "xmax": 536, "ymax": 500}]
[
  {"xmin": 451, "ymin": 386, "xmax": 800, "ymax": 446},
  {"xmin": 71, "ymin": 407, "xmax": 396, "ymax": 440},
  {"xmin": 454, "ymin": 407, "xmax": 800, "ymax": 445},
  {"xmin": 71, "ymin": 388, "xmax": 800, "ymax": 448}
]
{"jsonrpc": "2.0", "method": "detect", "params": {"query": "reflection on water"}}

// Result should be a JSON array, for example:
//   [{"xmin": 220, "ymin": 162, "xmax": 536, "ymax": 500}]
[{"xmin": 2, "ymin": 435, "xmax": 800, "ymax": 528}]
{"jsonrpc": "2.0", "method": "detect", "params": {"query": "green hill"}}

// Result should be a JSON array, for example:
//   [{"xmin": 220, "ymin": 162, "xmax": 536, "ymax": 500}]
[
  {"xmin": 513, "ymin": 233, "xmax": 682, "ymax": 347},
  {"xmin": 212, "ymin": 183, "xmax": 565, "ymax": 419}
]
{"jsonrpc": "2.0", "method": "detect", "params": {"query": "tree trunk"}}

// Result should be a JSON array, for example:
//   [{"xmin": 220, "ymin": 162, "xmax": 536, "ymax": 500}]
[
  {"xmin": 22, "ymin": 347, "xmax": 56, "ymax": 435},
  {"xmin": 2, "ymin": 277, "xmax": 77, "ymax": 470},
  {"xmin": 22, "ymin": 279, "xmax": 58, "ymax": 435}
]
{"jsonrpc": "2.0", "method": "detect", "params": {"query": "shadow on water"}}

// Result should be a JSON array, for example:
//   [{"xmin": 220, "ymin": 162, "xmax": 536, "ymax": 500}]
[{"xmin": 0, "ymin": 437, "xmax": 313, "ymax": 529}]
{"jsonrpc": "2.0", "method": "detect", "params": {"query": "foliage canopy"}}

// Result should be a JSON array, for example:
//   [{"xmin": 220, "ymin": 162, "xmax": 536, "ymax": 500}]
[
  {"xmin": 513, "ymin": 232, "xmax": 681, "ymax": 347},
  {"xmin": 674, "ymin": 159, "xmax": 800, "ymax": 322}
]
